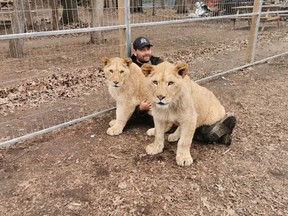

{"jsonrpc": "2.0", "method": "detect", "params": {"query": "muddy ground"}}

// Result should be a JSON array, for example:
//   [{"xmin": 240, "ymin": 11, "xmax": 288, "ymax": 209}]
[{"xmin": 0, "ymin": 8, "xmax": 288, "ymax": 216}]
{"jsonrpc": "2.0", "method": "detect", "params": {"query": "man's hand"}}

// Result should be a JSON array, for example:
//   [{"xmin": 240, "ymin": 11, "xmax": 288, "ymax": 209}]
[{"xmin": 139, "ymin": 99, "xmax": 151, "ymax": 112}]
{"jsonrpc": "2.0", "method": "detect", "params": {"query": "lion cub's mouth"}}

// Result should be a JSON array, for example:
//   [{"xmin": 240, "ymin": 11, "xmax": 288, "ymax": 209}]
[{"xmin": 156, "ymin": 102, "xmax": 169, "ymax": 108}]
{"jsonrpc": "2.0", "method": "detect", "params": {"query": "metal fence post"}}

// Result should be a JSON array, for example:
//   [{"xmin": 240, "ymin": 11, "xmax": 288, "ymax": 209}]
[
  {"xmin": 125, "ymin": 0, "xmax": 131, "ymax": 57},
  {"xmin": 118, "ymin": 0, "xmax": 131, "ymax": 58},
  {"xmin": 246, "ymin": 0, "xmax": 263, "ymax": 63}
]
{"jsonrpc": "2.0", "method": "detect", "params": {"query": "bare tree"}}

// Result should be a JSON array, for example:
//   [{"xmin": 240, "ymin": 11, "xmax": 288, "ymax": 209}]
[
  {"xmin": 175, "ymin": 0, "xmax": 188, "ymax": 13},
  {"xmin": 104, "ymin": 0, "xmax": 118, "ymax": 8},
  {"xmin": 9, "ymin": 0, "xmax": 25, "ymax": 58},
  {"xmin": 160, "ymin": 0, "xmax": 165, "ymax": 9},
  {"xmin": 90, "ymin": 0, "xmax": 104, "ymax": 44},
  {"xmin": 60, "ymin": 0, "xmax": 80, "ymax": 24},
  {"xmin": 49, "ymin": 0, "xmax": 59, "ymax": 30},
  {"xmin": 153, "ymin": 0, "xmax": 166, "ymax": 15},
  {"xmin": 24, "ymin": 0, "xmax": 33, "ymax": 30},
  {"xmin": 130, "ymin": 0, "xmax": 143, "ymax": 13},
  {"xmin": 104, "ymin": 0, "xmax": 112, "ymax": 8},
  {"xmin": 152, "ymin": 0, "xmax": 156, "ymax": 16}
]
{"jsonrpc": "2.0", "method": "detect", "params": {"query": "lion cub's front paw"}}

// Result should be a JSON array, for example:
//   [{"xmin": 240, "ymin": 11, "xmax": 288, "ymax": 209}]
[
  {"xmin": 107, "ymin": 126, "xmax": 123, "ymax": 136},
  {"xmin": 146, "ymin": 128, "xmax": 155, "ymax": 136},
  {"xmin": 109, "ymin": 119, "xmax": 116, "ymax": 127},
  {"xmin": 176, "ymin": 153, "xmax": 193, "ymax": 166},
  {"xmin": 168, "ymin": 133, "xmax": 180, "ymax": 142},
  {"xmin": 146, "ymin": 143, "xmax": 164, "ymax": 155}
]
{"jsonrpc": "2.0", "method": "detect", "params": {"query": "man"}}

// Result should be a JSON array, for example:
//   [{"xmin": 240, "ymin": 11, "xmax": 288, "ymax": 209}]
[
  {"xmin": 130, "ymin": 37, "xmax": 163, "ymax": 125},
  {"xmin": 131, "ymin": 36, "xmax": 163, "ymax": 68},
  {"xmin": 130, "ymin": 37, "xmax": 236, "ymax": 145}
]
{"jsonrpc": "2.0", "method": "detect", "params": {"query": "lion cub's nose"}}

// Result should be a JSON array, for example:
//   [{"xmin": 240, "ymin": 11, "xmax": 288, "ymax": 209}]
[
  {"xmin": 114, "ymin": 81, "xmax": 119, "ymax": 85},
  {"xmin": 157, "ymin": 95, "xmax": 165, "ymax": 100}
]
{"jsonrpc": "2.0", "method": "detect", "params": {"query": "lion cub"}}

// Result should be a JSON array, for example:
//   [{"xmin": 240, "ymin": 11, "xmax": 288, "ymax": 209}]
[
  {"xmin": 102, "ymin": 57, "xmax": 149, "ymax": 135},
  {"xmin": 141, "ymin": 61, "xmax": 227, "ymax": 166}
]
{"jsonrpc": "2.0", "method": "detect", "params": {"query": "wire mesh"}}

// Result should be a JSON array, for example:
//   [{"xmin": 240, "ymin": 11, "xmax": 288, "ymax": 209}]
[{"xmin": 0, "ymin": 0, "xmax": 288, "ymax": 144}]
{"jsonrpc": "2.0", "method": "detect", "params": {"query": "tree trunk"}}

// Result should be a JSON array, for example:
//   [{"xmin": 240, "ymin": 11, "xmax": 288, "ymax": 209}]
[
  {"xmin": 90, "ymin": 0, "xmax": 104, "ymax": 44},
  {"xmin": 152, "ymin": 0, "xmax": 156, "ymax": 16},
  {"xmin": 50, "ymin": 0, "xmax": 59, "ymax": 30},
  {"xmin": 160, "ymin": 0, "xmax": 165, "ymax": 9},
  {"xmin": 130, "ymin": 0, "xmax": 143, "ymax": 13},
  {"xmin": 105, "ymin": 0, "xmax": 117, "ymax": 8},
  {"xmin": 9, "ymin": 0, "xmax": 25, "ymax": 58},
  {"xmin": 130, "ymin": 0, "xmax": 135, "ymax": 12},
  {"xmin": 104, "ymin": 0, "xmax": 109, "ymax": 8},
  {"xmin": 60, "ymin": 0, "xmax": 79, "ymax": 24},
  {"xmin": 176, "ymin": 0, "xmax": 188, "ymax": 13},
  {"xmin": 30, "ymin": 0, "xmax": 37, "ymax": 26},
  {"xmin": 24, "ymin": 0, "xmax": 33, "ymax": 30},
  {"xmin": 114, "ymin": 0, "xmax": 118, "ymax": 8}
]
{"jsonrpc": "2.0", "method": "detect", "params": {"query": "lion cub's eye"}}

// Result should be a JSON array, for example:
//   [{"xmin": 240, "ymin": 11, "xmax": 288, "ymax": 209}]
[
  {"xmin": 168, "ymin": 81, "xmax": 174, "ymax": 86},
  {"xmin": 109, "ymin": 69, "xmax": 113, "ymax": 73},
  {"xmin": 152, "ymin": 80, "xmax": 158, "ymax": 85},
  {"xmin": 120, "ymin": 70, "xmax": 125, "ymax": 74}
]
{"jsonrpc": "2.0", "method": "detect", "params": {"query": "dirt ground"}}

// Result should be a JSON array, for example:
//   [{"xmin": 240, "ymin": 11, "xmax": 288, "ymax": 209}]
[
  {"xmin": 0, "ymin": 9, "xmax": 288, "ymax": 215},
  {"xmin": 1, "ymin": 55, "xmax": 288, "ymax": 215}
]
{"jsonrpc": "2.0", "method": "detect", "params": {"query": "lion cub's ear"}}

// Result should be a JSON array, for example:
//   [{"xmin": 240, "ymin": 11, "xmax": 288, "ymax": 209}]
[
  {"xmin": 175, "ymin": 63, "xmax": 188, "ymax": 78},
  {"xmin": 124, "ymin": 57, "xmax": 132, "ymax": 66},
  {"xmin": 101, "ymin": 57, "xmax": 110, "ymax": 66},
  {"xmin": 141, "ymin": 63, "xmax": 154, "ymax": 77}
]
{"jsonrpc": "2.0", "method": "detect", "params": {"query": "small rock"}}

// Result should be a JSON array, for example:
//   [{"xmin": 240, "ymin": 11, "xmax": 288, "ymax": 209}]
[{"xmin": 118, "ymin": 181, "xmax": 127, "ymax": 189}]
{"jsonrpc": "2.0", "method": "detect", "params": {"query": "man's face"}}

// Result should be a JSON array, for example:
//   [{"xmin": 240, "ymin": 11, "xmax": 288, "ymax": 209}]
[{"xmin": 133, "ymin": 46, "xmax": 152, "ymax": 63}]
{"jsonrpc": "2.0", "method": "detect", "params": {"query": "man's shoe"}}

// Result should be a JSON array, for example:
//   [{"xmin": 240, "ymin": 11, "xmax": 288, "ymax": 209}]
[
  {"xmin": 219, "ymin": 133, "xmax": 232, "ymax": 145},
  {"xmin": 209, "ymin": 113, "xmax": 236, "ymax": 142}
]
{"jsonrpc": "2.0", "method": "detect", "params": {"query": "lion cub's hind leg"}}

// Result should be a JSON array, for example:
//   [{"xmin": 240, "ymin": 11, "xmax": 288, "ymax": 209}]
[
  {"xmin": 146, "ymin": 121, "xmax": 166, "ymax": 155},
  {"xmin": 168, "ymin": 126, "xmax": 181, "ymax": 142},
  {"xmin": 146, "ymin": 122, "xmax": 174, "ymax": 137},
  {"xmin": 146, "ymin": 128, "xmax": 155, "ymax": 136},
  {"xmin": 109, "ymin": 119, "xmax": 116, "ymax": 127},
  {"xmin": 107, "ymin": 104, "xmax": 135, "ymax": 136}
]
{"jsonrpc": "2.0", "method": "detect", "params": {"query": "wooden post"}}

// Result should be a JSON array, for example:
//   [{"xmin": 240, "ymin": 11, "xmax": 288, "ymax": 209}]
[
  {"xmin": 90, "ymin": 0, "xmax": 104, "ymax": 44},
  {"xmin": 152, "ymin": 0, "xmax": 156, "ymax": 16},
  {"xmin": 50, "ymin": 0, "xmax": 59, "ymax": 30},
  {"xmin": 9, "ymin": 0, "xmax": 25, "ymax": 58},
  {"xmin": 118, "ymin": 0, "xmax": 126, "ymax": 58},
  {"xmin": 246, "ymin": 0, "xmax": 263, "ymax": 63},
  {"xmin": 24, "ymin": 0, "xmax": 33, "ymax": 30}
]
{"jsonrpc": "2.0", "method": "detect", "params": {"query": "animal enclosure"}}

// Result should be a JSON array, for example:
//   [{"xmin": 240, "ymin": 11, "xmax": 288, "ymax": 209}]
[
  {"xmin": 0, "ymin": 0, "xmax": 288, "ymax": 215},
  {"xmin": 0, "ymin": 0, "xmax": 287, "ymax": 144}
]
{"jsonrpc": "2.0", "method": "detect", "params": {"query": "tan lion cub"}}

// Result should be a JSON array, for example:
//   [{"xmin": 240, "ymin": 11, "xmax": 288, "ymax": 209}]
[
  {"xmin": 142, "ymin": 61, "xmax": 226, "ymax": 166},
  {"xmin": 102, "ymin": 57, "xmax": 149, "ymax": 135}
]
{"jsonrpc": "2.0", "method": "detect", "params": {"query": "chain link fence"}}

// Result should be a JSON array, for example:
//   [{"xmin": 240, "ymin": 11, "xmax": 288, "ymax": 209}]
[{"xmin": 0, "ymin": 0, "xmax": 288, "ymax": 145}]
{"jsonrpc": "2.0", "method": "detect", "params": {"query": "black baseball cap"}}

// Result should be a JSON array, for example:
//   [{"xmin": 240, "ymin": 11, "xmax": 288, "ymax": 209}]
[{"xmin": 133, "ymin": 37, "xmax": 153, "ymax": 50}]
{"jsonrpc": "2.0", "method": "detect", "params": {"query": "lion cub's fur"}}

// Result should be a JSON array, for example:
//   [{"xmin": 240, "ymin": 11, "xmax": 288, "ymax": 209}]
[
  {"xmin": 142, "ymin": 61, "xmax": 225, "ymax": 166},
  {"xmin": 102, "ymin": 57, "xmax": 149, "ymax": 135}
]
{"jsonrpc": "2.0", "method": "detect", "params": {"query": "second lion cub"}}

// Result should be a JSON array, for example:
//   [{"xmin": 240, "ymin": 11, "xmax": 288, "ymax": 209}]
[{"xmin": 102, "ymin": 57, "xmax": 150, "ymax": 135}]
